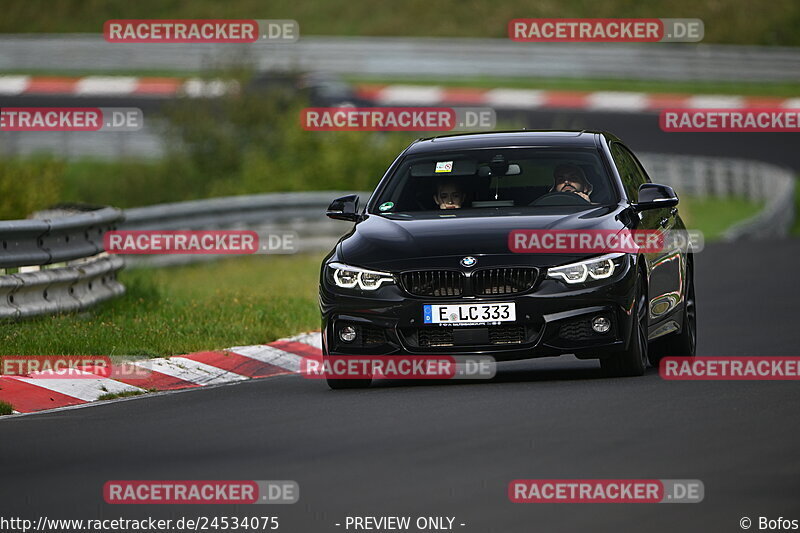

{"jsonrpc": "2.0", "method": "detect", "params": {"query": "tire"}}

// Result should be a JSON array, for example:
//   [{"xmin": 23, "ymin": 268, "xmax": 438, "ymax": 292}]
[
  {"xmin": 326, "ymin": 378, "xmax": 372, "ymax": 389},
  {"xmin": 648, "ymin": 259, "xmax": 697, "ymax": 367},
  {"xmin": 321, "ymin": 340, "xmax": 372, "ymax": 389},
  {"xmin": 600, "ymin": 274, "xmax": 648, "ymax": 377}
]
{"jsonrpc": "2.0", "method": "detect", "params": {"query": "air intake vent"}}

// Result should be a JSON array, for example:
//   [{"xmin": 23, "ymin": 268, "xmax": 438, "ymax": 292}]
[
  {"xmin": 473, "ymin": 268, "xmax": 538, "ymax": 295},
  {"xmin": 416, "ymin": 325, "xmax": 528, "ymax": 347},
  {"xmin": 401, "ymin": 270, "xmax": 464, "ymax": 297},
  {"xmin": 488, "ymin": 325, "xmax": 526, "ymax": 344}
]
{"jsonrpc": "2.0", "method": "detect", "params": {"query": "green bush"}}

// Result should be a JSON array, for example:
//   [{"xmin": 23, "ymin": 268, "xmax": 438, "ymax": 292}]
[
  {"xmin": 6, "ymin": 89, "xmax": 414, "ymax": 212},
  {"xmin": 60, "ymin": 157, "xmax": 197, "ymax": 208},
  {"xmin": 0, "ymin": 158, "xmax": 64, "ymax": 219},
  {"xmin": 162, "ymin": 89, "xmax": 411, "ymax": 197}
]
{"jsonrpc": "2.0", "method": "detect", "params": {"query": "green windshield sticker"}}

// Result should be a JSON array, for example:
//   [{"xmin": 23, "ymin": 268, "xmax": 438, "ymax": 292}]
[{"xmin": 379, "ymin": 201, "xmax": 394, "ymax": 211}]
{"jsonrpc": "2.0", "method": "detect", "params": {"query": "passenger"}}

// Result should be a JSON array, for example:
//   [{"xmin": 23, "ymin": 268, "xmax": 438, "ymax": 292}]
[
  {"xmin": 433, "ymin": 181, "xmax": 466, "ymax": 210},
  {"xmin": 552, "ymin": 164, "xmax": 593, "ymax": 202}
]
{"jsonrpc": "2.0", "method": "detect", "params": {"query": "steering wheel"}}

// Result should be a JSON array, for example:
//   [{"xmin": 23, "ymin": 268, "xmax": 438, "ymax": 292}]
[{"xmin": 529, "ymin": 191, "xmax": 591, "ymax": 206}]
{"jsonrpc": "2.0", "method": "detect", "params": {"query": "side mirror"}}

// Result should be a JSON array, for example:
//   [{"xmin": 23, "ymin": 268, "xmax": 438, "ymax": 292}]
[
  {"xmin": 632, "ymin": 183, "xmax": 679, "ymax": 211},
  {"xmin": 326, "ymin": 194, "xmax": 361, "ymax": 222}
]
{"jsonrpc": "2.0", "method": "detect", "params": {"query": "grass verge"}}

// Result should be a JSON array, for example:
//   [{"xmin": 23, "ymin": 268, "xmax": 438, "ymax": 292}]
[
  {"xmin": 0, "ymin": 0, "xmax": 798, "ymax": 46},
  {"xmin": 0, "ymin": 401, "xmax": 13, "ymax": 415},
  {"xmin": 98, "ymin": 390, "xmax": 151, "ymax": 401},
  {"xmin": 3, "ymin": 70, "xmax": 797, "ymax": 98},
  {"xmin": 349, "ymin": 76, "xmax": 800, "ymax": 98},
  {"xmin": 0, "ymin": 253, "xmax": 325, "ymax": 356},
  {"xmin": 680, "ymin": 196, "xmax": 764, "ymax": 240}
]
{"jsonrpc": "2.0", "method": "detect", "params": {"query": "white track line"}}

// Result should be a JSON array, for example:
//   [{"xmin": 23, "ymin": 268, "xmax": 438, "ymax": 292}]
[
  {"xmin": 228, "ymin": 345, "xmax": 307, "ymax": 373},
  {"xmin": 75, "ymin": 76, "xmax": 138, "ymax": 96},
  {"xmin": 686, "ymin": 95, "xmax": 746, "ymax": 109},
  {"xmin": 376, "ymin": 85, "xmax": 444, "ymax": 105},
  {"xmin": 133, "ymin": 357, "xmax": 248, "ymax": 386},
  {"xmin": 0, "ymin": 75, "xmax": 30, "ymax": 95},
  {"xmin": 181, "ymin": 79, "xmax": 238, "ymax": 98},
  {"xmin": 587, "ymin": 91, "xmax": 649, "ymax": 112},
  {"xmin": 284, "ymin": 332, "xmax": 323, "ymax": 349},
  {"xmin": 484, "ymin": 88, "xmax": 545, "ymax": 108},
  {"xmin": 12, "ymin": 370, "xmax": 144, "ymax": 402}
]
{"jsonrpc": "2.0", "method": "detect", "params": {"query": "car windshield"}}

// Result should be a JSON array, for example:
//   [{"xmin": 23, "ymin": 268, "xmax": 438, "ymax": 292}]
[{"xmin": 370, "ymin": 148, "xmax": 616, "ymax": 215}]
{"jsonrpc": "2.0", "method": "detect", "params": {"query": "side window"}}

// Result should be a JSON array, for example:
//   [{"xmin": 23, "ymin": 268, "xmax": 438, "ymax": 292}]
[{"xmin": 610, "ymin": 143, "xmax": 647, "ymax": 202}]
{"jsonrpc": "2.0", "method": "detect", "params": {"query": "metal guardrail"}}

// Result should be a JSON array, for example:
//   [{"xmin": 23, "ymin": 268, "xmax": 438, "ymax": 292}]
[
  {"xmin": 1, "ymin": 207, "xmax": 122, "ymax": 268},
  {"xmin": 0, "ymin": 256, "xmax": 124, "ymax": 320},
  {"xmin": 0, "ymin": 207, "xmax": 125, "ymax": 319},
  {"xmin": 122, "ymin": 192, "xmax": 354, "ymax": 230},
  {"xmin": 120, "ymin": 191, "xmax": 368, "ymax": 267},
  {"xmin": 2, "ymin": 35, "xmax": 800, "ymax": 82},
  {"xmin": 0, "ymin": 155, "xmax": 794, "ymax": 319},
  {"xmin": 639, "ymin": 154, "xmax": 796, "ymax": 240}
]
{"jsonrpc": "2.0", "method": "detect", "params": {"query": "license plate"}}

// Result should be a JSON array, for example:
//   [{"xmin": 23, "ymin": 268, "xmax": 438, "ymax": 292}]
[{"xmin": 423, "ymin": 303, "xmax": 516, "ymax": 325}]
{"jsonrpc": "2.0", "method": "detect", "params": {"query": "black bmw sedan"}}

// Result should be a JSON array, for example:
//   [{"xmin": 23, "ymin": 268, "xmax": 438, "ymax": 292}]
[{"xmin": 320, "ymin": 130, "xmax": 696, "ymax": 388}]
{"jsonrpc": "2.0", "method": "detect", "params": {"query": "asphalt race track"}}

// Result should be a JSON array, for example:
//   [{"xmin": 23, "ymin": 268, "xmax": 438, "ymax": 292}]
[
  {"xmin": 509, "ymin": 108, "xmax": 800, "ymax": 171},
  {"xmin": 3, "ymin": 243, "xmax": 800, "ymax": 531},
  {"xmin": 1, "ymin": 106, "xmax": 799, "ymax": 532}
]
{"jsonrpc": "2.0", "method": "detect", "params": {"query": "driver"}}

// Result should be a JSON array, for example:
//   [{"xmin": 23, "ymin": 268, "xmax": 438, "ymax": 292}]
[
  {"xmin": 433, "ymin": 181, "xmax": 466, "ymax": 210},
  {"xmin": 552, "ymin": 164, "xmax": 593, "ymax": 202}
]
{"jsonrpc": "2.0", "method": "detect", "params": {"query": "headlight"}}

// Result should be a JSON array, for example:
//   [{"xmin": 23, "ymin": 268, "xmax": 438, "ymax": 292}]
[
  {"xmin": 328, "ymin": 262, "xmax": 395, "ymax": 291},
  {"xmin": 547, "ymin": 253, "xmax": 626, "ymax": 284}
]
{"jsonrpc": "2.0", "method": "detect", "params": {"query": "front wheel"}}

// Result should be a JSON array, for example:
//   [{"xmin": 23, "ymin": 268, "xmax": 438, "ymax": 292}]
[
  {"xmin": 648, "ymin": 260, "xmax": 696, "ymax": 366},
  {"xmin": 322, "ymin": 342, "xmax": 372, "ymax": 389},
  {"xmin": 600, "ymin": 275, "xmax": 648, "ymax": 377},
  {"xmin": 326, "ymin": 378, "xmax": 372, "ymax": 389}
]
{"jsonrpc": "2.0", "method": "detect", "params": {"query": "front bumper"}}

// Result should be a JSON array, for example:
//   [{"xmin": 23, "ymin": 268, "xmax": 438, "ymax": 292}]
[{"xmin": 320, "ymin": 255, "xmax": 638, "ymax": 361}]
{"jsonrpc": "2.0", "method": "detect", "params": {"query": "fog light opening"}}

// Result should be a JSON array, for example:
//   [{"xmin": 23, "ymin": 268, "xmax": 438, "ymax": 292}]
[
  {"xmin": 339, "ymin": 325, "xmax": 357, "ymax": 343},
  {"xmin": 591, "ymin": 316, "xmax": 611, "ymax": 334}
]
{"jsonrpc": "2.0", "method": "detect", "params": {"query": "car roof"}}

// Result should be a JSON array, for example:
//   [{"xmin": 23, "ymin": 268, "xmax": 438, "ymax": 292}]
[{"xmin": 405, "ymin": 130, "xmax": 618, "ymax": 155}]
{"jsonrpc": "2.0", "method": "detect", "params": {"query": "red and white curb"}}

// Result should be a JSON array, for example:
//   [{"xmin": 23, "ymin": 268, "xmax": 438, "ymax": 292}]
[
  {"xmin": 0, "ymin": 75, "xmax": 238, "ymax": 98},
  {"xmin": 2, "ymin": 75, "xmax": 797, "ymax": 112},
  {"xmin": 0, "ymin": 332, "xmax": 322, "ymax": 415},
  {"xmin": 354, "ymin": 84, "xmax": 800, "ymax": 112}
]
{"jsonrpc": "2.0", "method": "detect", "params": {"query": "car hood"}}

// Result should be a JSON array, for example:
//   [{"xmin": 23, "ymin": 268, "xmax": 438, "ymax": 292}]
[{"xmin": 338, "ymin": 206, "xmax": 628, "ymax": 270}]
